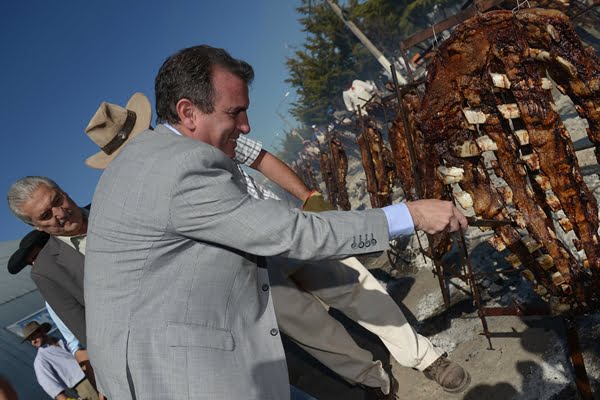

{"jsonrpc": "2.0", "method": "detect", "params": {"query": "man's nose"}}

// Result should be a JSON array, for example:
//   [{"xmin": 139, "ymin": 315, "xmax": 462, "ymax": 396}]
[
  {"xmin": 238, "ymin": 113, "xmax": 250, "ymax": 135},
  {"xmin": 54, "ymin": 207, "xmax": 66, "ymax": 221}
]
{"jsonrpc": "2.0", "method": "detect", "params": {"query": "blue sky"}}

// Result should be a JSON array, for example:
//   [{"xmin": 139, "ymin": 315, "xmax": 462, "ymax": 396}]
[{"xmin": 0, "ymin": 0, "xmax": 306, "ymax": 241}]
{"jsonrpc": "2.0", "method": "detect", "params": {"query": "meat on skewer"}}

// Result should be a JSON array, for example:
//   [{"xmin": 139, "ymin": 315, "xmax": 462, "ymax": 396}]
[{"xmin": 412, "ymin": 8, "xmax": 600, "ymax": 314}]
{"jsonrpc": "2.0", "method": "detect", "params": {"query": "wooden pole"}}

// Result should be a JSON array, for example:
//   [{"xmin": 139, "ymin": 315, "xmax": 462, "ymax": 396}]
[{"xmin": 325, "ymin": 0, "xmax": 407, "ymax": 84}]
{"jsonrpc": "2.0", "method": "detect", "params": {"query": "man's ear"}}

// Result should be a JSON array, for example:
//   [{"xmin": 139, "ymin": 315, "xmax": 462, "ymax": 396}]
[{"xmin": 175, "ymin": 99, "xmax": 198, "ymax": 130}]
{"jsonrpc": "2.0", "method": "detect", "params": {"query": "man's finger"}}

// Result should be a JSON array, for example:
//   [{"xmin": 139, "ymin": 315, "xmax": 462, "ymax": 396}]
[
  {"xmin": 448, "ymin": 217, "xmax": 460, "ymax": 233},
  {"xmin": 453, "ymin": 206, "xmax": 468, "ymax": 230}
]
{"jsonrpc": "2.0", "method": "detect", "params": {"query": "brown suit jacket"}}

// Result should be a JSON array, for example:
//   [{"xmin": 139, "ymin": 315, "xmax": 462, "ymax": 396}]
[{"xmin": 31, "ymin": 236, "xmax": 86, "ymax": 346}]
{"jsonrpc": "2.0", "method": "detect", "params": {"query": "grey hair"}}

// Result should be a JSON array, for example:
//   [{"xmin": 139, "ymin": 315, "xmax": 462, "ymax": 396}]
[{"xmin": 7, "ymin": 176, "xmax": 60, "ymax": 224}]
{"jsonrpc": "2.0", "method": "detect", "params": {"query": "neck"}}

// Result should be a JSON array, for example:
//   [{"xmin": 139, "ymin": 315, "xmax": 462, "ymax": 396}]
[{"xmin": 42, "ymin": 336, "xmax": 56, "ymax": 346}]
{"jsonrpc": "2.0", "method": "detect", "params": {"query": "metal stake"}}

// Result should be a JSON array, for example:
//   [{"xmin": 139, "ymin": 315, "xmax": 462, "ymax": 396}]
[{"xmin": 564, "ymin": 317, "xmax": 594, "ymax": 400}]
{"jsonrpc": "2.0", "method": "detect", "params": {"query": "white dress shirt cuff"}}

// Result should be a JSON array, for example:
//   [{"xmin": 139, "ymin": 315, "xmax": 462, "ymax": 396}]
[{"xmin": 382, "ymin": 203, "xmax": 415, "ymax": 239}]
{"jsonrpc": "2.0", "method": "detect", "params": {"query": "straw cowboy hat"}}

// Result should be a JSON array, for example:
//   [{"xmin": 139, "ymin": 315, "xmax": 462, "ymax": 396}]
[
  {"xmin": 21, "ymin": 321, "xmax": 51, "ymax": 342},
  {"xmin": 84, "ymin": 92, "xmax": 152, "ymax": 169}
]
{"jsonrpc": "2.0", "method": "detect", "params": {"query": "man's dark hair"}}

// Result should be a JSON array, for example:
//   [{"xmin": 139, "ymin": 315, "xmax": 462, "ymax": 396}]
[{"xmin": 155, "ymin": 45, "xmax": 255, "ymax": 124}]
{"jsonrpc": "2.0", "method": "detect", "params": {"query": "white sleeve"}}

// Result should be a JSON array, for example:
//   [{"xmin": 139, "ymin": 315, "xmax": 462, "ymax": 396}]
[{"xmin": 34, "ymin": 356, "xmax": 67, "ymax": 399}]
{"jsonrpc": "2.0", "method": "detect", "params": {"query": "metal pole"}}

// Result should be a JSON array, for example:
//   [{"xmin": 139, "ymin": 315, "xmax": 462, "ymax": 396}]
[
  {"xmin": 564, "ymin": 317, "xmax": 594, "ymax": 400},
  {"xmin": 325, "ymin": 0, "xmax": 407, "ymax": 84}
]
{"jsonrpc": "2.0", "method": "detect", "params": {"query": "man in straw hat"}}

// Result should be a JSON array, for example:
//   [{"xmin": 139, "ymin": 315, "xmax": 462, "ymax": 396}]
[
  {"xmin": 84, "ymin": 44, "xmax": 468, "ymax": 400},
  {"xmin": 22, "ymin": 321, "xmax": 98, "ymax": 400},
  {"xmin": 83, "ymin": 92, "xmax": 471, "ymax": 398}
]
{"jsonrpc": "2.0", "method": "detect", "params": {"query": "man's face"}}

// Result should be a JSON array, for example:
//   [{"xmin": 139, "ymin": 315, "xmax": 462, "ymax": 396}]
[
  {"xmin": 29, "ymin": 332, "xmax": 45, "ymax": 348},
  {"xmin": 19, "ymin": 184, "xmax": 85, "ymax": 236},
  {"xmin": 188, "ymin": 68, "xmax": 251, "ymax": 158}
]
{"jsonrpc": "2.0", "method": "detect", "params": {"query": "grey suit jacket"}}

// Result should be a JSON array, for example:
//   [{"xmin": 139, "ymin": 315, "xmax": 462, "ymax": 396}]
[
  {"xmin": 32, "ymin": 236, "xmax": 86, "ymax": 346},
  {"xmin": 85, "ymin": 125, "xmax": 390, "ymax": 400}
]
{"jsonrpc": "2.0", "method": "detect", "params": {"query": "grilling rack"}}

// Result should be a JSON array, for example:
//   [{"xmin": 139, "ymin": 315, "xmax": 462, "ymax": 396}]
[{"xmin": 378, "ymin": 2, "xmax": 600, "ymax": 398}]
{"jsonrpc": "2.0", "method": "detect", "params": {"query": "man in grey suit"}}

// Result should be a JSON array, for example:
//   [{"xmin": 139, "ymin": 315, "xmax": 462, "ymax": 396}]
[
  {"xmin": 84, "ymin": 45, "xmax": 467, "ymax": 400},
  {"xmin": 7, "ymin": 177, "xmax": 88, "ymax": 344},
  {"xmin": 28, "ymin": 234, "xmax": 87, "ymax": 347}
]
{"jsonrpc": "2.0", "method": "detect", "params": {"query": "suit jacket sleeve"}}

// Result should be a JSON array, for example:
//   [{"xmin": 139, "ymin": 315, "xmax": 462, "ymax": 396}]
[
  {"xmin": 31, "ymin": 272, "xmax": 87, "ymax": 346},
  {"xmin": 170, "ymin": 146, "xmax": 390, "ymax": 260}
]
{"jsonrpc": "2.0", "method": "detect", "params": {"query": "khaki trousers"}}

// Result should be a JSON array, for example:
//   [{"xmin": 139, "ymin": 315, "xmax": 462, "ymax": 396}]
[
  {"xmin": 73, "ymin": 378, "xmax": 99, "ymax": 400},
  {"xmin": 268, "ymin": 256, "xmax": 442, "ymax": 391}
]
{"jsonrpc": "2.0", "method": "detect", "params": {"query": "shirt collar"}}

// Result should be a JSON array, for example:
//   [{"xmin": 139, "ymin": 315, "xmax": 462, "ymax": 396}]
[{"xmin": 163, "ymin": 123, "xmax": 182, "ymax": 136}]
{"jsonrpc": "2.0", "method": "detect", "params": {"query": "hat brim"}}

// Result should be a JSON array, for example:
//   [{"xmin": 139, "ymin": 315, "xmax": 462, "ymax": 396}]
[
  {"xmin": 85, "ymin": 92, "xmax": 152, "ymax": 170},
  {"xmin": 7, "ymin": 248, "xmax": 29, "ymax": 275},
  {"xmin": 7, "ymin": 230, "xmax": 49, "ymax": 275},
  {"xmin": 21, "ymin": 322, "xmax": 52, "ymax": 343}
]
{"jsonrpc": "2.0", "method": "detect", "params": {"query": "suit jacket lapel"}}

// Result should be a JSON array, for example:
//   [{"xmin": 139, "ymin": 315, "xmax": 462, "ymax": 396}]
[
  {"xmin": 53, "ymin": 238, "xmax": 85, "ymax": 294},
  {"xmin": 55, "ymin": 240, "xmax": 84, "ymax": 270},
  {"xmin": 33, "ymin": 236, "xmax": 85, "ymax": 305}
]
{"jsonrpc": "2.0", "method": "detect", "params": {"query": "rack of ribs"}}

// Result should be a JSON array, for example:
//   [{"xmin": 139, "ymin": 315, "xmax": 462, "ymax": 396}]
[
  {"xmin": 388, "ymin": 92, "xmax": 453, "ymax": 259},
  {"xmin": 415, "ymin": 8, "xmax": 600, "ymax": 314},
  {"xmin": 329, "ymin": 135, "xmax": 352, "ymax": 210},
  {"xmin": 319, "ymin": 151, "xmax": 337, "ymax": 207},
  {"xmin": 357, "ymin": 120, "xmax": 396, "ymax": 208}
]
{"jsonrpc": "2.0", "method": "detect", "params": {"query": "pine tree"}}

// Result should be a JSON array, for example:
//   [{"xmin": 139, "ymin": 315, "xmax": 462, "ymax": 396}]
[
  {"xmin": 286, "ymin": 0, "xmax": 382, "ymax": 127},
  {"xmin": 280, "ymin": 0, "xmax": 463, "ymax": 161},
  {"xmin": 286, "ymin": 0, "xmax": 463, "ymax": 127}
]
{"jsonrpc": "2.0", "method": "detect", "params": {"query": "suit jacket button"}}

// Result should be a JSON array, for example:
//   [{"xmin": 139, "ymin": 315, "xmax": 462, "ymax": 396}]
[
  {"xmin": 262, "ymin": 284, "xmax": 270, "ymax": 291},
  {"xmin": 270, "ymin": 328, "xmax": 279, "ymax": 336}
]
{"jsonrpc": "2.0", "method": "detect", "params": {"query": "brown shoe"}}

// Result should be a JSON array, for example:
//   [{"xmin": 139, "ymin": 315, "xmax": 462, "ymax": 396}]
[{"xmin": 423, "ymin": 355, "xmax": 471, "ymax": 393}]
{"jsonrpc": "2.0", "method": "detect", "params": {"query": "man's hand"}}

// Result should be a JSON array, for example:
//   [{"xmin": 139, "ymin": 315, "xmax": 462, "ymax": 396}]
[
  {"xmin": 406, "ymin": 200, "xmax": 468, "ymax": 234},
  {"xmin": 302, "ymin": 191, "xmax": 336, "ymax": 212}
]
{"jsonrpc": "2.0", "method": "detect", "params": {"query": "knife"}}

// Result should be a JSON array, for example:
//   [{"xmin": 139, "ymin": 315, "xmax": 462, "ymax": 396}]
[{"xmin": 466, "ymin": 216, "xmax": 515, "ymax": 227}]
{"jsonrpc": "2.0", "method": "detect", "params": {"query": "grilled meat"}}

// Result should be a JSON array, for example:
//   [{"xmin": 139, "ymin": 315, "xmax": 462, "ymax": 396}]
[
  {"xmin": 357, "ymin": 121, "xmax": 395, "ymax": 208},
  {"xmin": 415, "ymin": 8, "xmax": 600, "ymax": 314},
  {"xmin": 388, "ymin": 93, "xmax": 453, "ymax": 259},
  {"xmin": 330, "ymin": 136, "xmax": 352, "ymax": 210}
]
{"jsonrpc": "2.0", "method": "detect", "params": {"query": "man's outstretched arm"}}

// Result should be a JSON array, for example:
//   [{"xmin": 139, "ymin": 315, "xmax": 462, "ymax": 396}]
[
  {"xmin": 250, "ymin": 149, "xmax": 312, "ymax": 202},
  {"xmin": 237, "ymin": 136, "xmax": 468, "ymax": 234}
]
